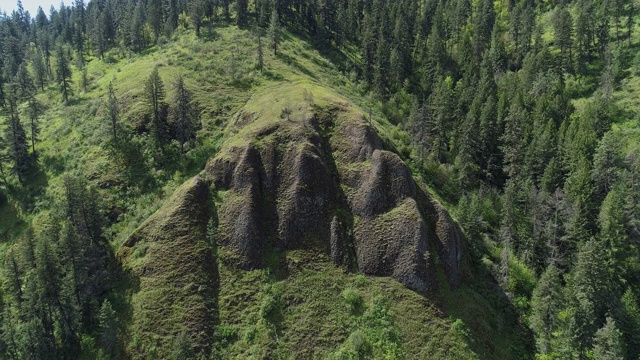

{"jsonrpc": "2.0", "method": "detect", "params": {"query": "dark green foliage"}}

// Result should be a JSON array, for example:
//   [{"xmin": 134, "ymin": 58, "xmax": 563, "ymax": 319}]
[
  {"xmin": 1, "ymin": 174, "xmax": 111, "ymax": 358},
  {"xmin": 169, "ymin": 75, "xmax": 200, "ymax": 153},
  {"xmin": 236, "ymin": 0, "xmax": 248, "ymax": 28},
  {"xmin": 144, "ymin": 67, "xmax": 169, "ymax": 154},
  {"xmin": 55, "ymin": 44, "xmax": 73, "ymax": 104},
  {"xmin": 105, "ymin": 81, "xmax": 119, "ymax": 145},
  {"xmin": 99, "ymin": 300, "xmax": 117, "ymax": 356},
  {"xmin": 3, "ymin": 87, "xmax": 30, "ymax": 183},
  {"xmin": 189, "ymin": 0, "xmax": 206, "ymax": 37},
  {"xmin": 552, "ymin": 6, "xmax": 574, "ymax": 72},
  {"xmin": 268, "ymin": 8, "xmax": 280, "ymax": 56},
  {"xmin": 530, "ymin": 264, "xmax": 563, "ymax": 355},
  {"xmin": 171, "ymin": 331, "xmax": 196, "ymax": 360},
  {"xmin": 257, "ymin": 30, "xmax": 264, "ymax": 73},
  {"xmin": 592, "ymin": 316, "xmax": 625, "ymax": 360}
]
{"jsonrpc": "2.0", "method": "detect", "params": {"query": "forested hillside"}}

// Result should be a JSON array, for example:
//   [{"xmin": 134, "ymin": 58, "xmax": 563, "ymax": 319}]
[{"xmin": 0, "ymin": 0, "xmax": 639, "ymax": 359}]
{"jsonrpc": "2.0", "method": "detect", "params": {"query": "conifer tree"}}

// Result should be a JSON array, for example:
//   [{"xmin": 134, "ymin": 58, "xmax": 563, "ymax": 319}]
[
  {"xmin": 147, "ymin": 0, "xmax": 163, "ymax": 41},
  {"xmin": 236, "ymin": 0, "xmax": 248, "ymax": 28},
  {"xmin": 4, "ymin": 87, "xmax": 30, "ymax": 183},
  {"xmin": 189, "ymin": 0, "xmax": 206, "ymax": 37},
  {"xmin": 170, "ymin": 75, "xmax": 200, "ymax": 153},
  {"xmin": 26, "ymin": 97, "xmax": 41, "ymax": 156},
  {"xmin": 0, "ymin": 134, "xmax": 9, "ymax": 185},
  {"xmin": 99, "ymin": 300, "xmax": 117, "ymax": 356},
  {"xmin": 55, "ymin": 44, "xmax": 73, "ymax": 104},
  {"xmin": 130, "ymin": 0, "xmax": 147, "ymax": 50},
  {"xmin": 257, "ymin": 30, "xmax": 264, "ymax": 73},
  {"xmin": 530, "ymin": 264, "xmax": 563, "ymax": 355},
  {"xmin": 592, "ymin": 316, "xmax": 625, "ymax": 360},
  {"xmin": 268, "ymin": 8, "xmax": 281, "ymax": 56},
  {"xmin": 552, "ymin": 5, "xmax": 574, "ymax": 72},
  {"xmin": 32, "ymin": 51, "xmax": 47, "ymax": 91},
  {"xmin": 105, "ymin": 81, "xmax": 119, "ymax": 145},
  {"xmin": 144, "ymin": 67, "xmax": 168, "ymax": 152}
]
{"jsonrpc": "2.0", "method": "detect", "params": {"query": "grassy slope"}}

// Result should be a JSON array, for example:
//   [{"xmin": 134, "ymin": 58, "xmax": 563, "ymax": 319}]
[{"xmin": 0, "ymin": 23, "xmax": 534, "ymax": 358}]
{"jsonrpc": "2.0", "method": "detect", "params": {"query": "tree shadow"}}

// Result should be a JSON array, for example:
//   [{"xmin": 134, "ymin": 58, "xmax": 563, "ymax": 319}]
[{"xmin": 278, "ymin": 52, "xmax": 318, "ymax": 80}]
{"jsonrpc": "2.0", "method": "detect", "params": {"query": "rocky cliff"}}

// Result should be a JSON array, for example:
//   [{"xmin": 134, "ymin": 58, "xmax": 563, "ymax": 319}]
[
  {"xmin": 118, "ymin": 87, "xmax": 468, "ymax": 357},
  {"xmin": 206, "ymin": 96, "xmax": 467, "ymax": 292}
]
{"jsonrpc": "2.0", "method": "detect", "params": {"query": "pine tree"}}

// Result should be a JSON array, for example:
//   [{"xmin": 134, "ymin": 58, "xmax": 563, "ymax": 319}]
[
  {"xmin": 99, "ymin": 300, "xmax": 117, "ymax": 356},
  {"xmin": 592, "ymin": 316, "xmax": 626, "ymax": 360},
  {"xmin": 26, "ymin": 97, "xmax": 42, "ymax": 156},
  {"xmin": 268, "ymin": 8, "xmax": 281, "ymax": 56},
  {"xmin": 32, "ymin": 51, "xmax": 47, "ymax": 91},
  {"xmin": 236, "ymin": 0, "xmax": 248, "ymax": 28},
  {"xmin": 361, "ymin": 12, "xmax": 376, "ymax": 87},
  {"xmin": 14, "ymin": 63, "xmax": 35, "ymax": 100},
  {"xmin": 189, "ymin": 0, "xmax": 206, "ymax": 37},
  {"xmin": 147, "ymin": 0, "xmax": 163, "ymax": 42},
  {"xmin": 257, "ymin": 0, "xmax": 271, "ymax": 27},
  {"xmin": 0, "ymin": 133, "xmax": 9, "ymax": 185},
  {"xmin": 89, "ymin": 8, "xmax": 107, "ymax": 59},
  {"xmin": 257, "ymin": 30, "xmax": 264, "ymax": 73},
  {"xmin": 55, "ymin": 44, "xmax": 73, "ymax": 104},
  {"xmin": 73, "ymin": 0, "xmax": 86, "ymax": 56},
  {"xmin": 599, "ymin": 184, "xmax": 633, "ymax": 284},
  {"xmin": 501, "ymin": 100, "xmax": 530, "ymax": 180},
  {"xmin": 4, "ymin": 87, "xmax": 30, "ymax": 183},
  {"xmin": 619, "ymin": 288, "xmax": 640, "ymax": 359},
  {"xmin": 374, "ymin": 10, "xmax": 391, "ymax": 99},
  {"xmin": 552, "ymin": 5, "xmax": 574, "ymax": 72},
  {"xmin": 428, "ymin": 76, "xmax": 454, "ymax": 162},
  {"xmin": 105, "ymin": 81, "xmax": 119, "ymax": 145},
  {"xmin": 567, "ymin": 239, "xmax": 615, "ymax": 356},
  {"xmin": 130, "ymin": 0, "xmax": 147, "ymax": 50},
  {"xmin": 592, "ymin": 131, "xmax": 624, "ymax": 201},
  {"xmin": 166, "ymin": 0, "xmax": 179, "ymax": 34},
  {"xmin": 170, "ymin": 75, "xmax": 200, "ymax": 153},
  {"xmin": 144, "ymin": 67, "xmax": 168, "ymax": 153},
  {"xmin": 171, "ymin": 331, "xmax": 195, "ymax": 360},
  {"xmin": 530, "ymin": 264, "xmax": 563, "ymax": 355}
]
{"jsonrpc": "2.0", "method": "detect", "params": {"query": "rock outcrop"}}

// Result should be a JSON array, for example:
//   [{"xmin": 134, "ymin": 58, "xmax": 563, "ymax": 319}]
[
  {"xmin": 206, "ymin": 103, "xmax": 467, "ymax": 292},
  {"xmin": 118, "ymin": 96, "xmax": 469, "ymax": 358},
  {"xmin": 118, "ymin": 177, "xmax": 218, "ymax": 356}
]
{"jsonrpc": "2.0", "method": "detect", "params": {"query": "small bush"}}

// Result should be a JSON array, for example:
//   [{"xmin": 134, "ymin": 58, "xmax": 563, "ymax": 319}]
[
  {"xmin": 243, "ymin": 326, "xmax": 257, "ymax": 343},
  {"xmin": 353, "ymin": 274, "xmax": 368, "ymax": 287},
  {"xmin": 214, "ymin": 324, "xmax": 237, "ymax": 345},
  {"xmin": 341, "ymin": 288, "xmax": 364, "ymax": 315},
  {"xmin": 260, "ymin": 293, "xmax": 279, "ymax": 320},
  {"xmin": 347, "ymin": 330, "xmax": 371, "ymax": 357}
]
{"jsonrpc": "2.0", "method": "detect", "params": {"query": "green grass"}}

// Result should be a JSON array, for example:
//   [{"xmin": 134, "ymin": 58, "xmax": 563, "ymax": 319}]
[{"xmin": 214, "ymin": 250, "xmax": 479, "ymax": 359}]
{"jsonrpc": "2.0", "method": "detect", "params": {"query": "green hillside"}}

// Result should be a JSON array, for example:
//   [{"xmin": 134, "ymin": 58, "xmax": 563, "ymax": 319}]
[{"xmin": 2, "ymin": 0, "xmax": 640, "ymax": 359}]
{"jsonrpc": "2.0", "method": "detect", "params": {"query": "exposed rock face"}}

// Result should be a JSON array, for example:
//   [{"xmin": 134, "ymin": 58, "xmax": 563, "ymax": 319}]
[
  {"xmin": 352, "ymin": 150, "xmax": 417, "ymax": 217},
  {"xmin": 206, "ymin": 105, "xmax": 467, "ymax": 292},
  {"xmin": 118, "ymin": 176, "xmax": 217, "ymax": 357},
  {"xmin": 434, "ymin": 203, "xmax": 465, "ymax": 289},
  {"xmin": 209, "ymin": 122, "xmax": 350, "ymax": 269},
  {"xmin": 216, "ymin": 144, "xmax": 266, "ymax": 269}
]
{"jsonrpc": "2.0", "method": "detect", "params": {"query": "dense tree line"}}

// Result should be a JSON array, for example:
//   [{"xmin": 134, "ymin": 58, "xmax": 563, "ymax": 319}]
[
  {"xmin": 0, "ymin": 0, "xmax": 637, "ymax": 358},
  {"xmin": 1, "ymin": 176, "xmax": 115, "ymax": 358}
]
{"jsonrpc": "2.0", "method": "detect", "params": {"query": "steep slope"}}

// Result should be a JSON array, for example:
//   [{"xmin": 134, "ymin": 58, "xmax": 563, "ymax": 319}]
[
  {"xmin": 118, "ymin": 176, "xmax": 217, "ymax": 355},
  {"xmin": 117, "ymin": 80, "xmax": 526, "ymax": 358}
]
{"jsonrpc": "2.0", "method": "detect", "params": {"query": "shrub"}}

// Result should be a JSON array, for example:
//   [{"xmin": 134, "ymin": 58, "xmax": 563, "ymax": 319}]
[
  {"xmin": 341, "ymin": 288, "xmax": 364, "ymax": 315},
  {"xmin": 260, "ymin": 293, "xmax": 279, "ymax": 320}
]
